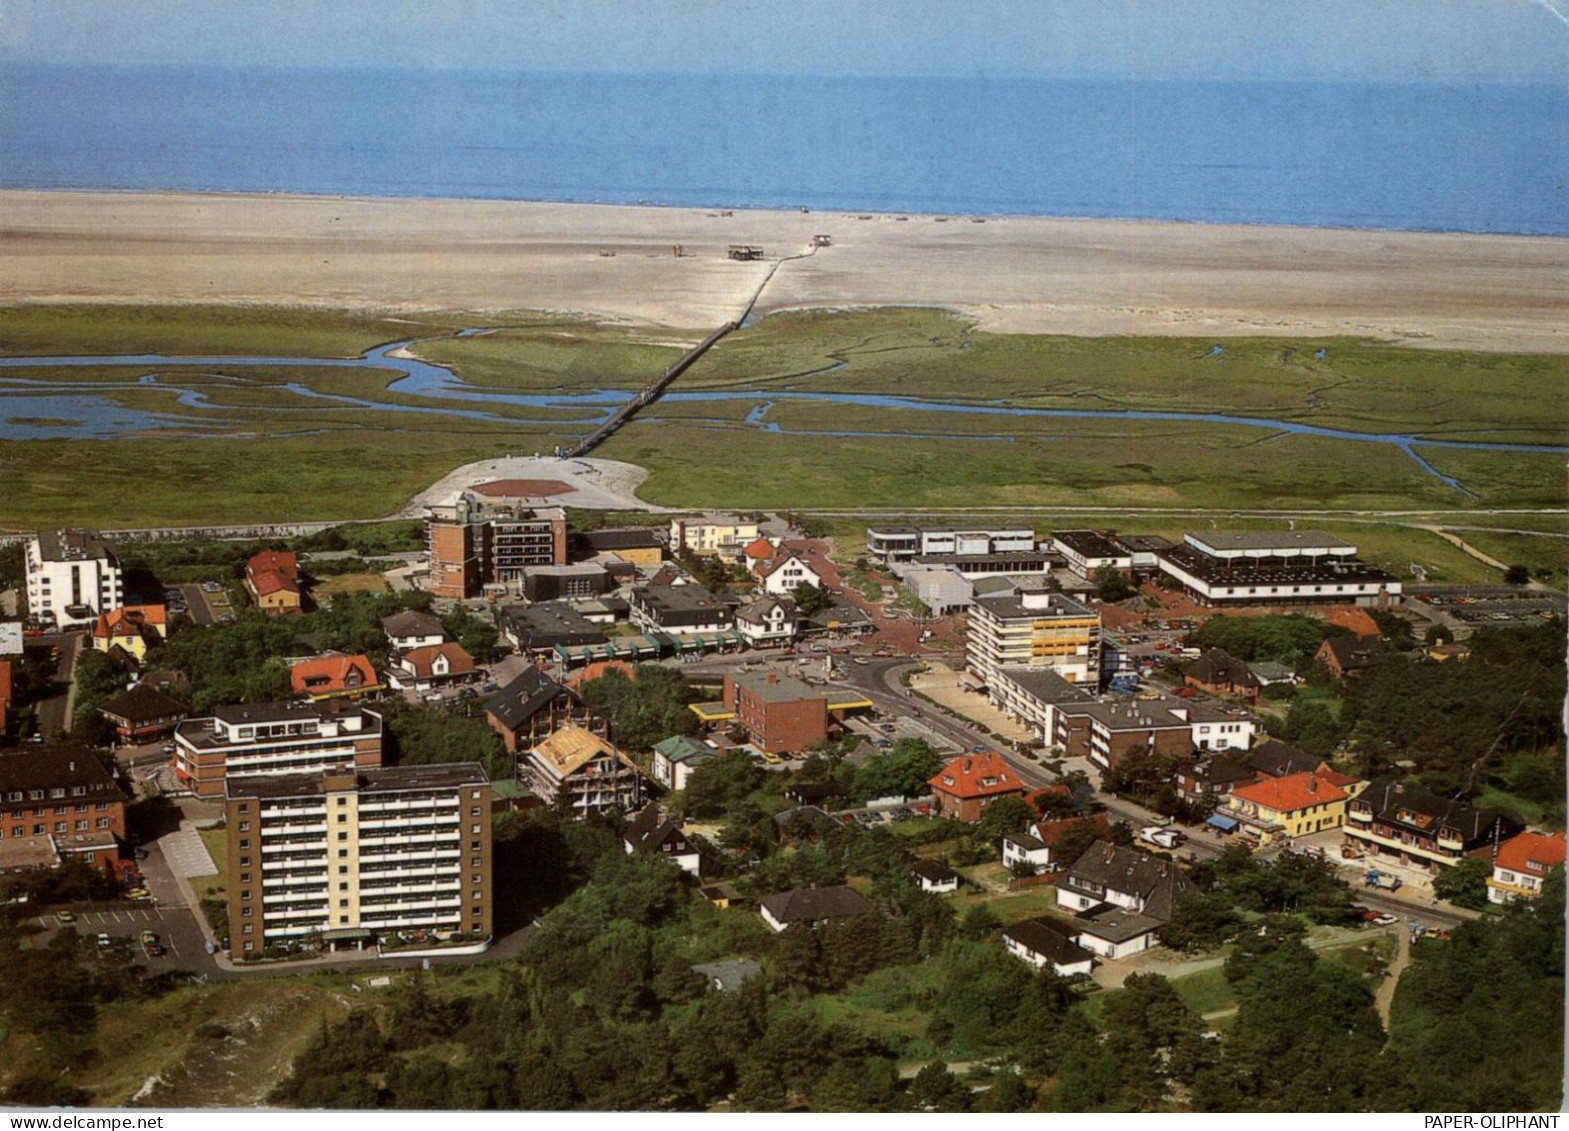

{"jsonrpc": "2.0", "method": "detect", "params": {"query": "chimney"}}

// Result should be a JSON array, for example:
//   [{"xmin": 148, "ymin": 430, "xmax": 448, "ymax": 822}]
[{"xmin": 766, "ymin": 674, "xmax": 777, "ymax": 684}]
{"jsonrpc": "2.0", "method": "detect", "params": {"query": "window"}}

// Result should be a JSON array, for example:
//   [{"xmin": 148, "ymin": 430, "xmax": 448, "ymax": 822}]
[
  {"xmin": 471, "ymin": 857, "xmax": 482, "ymax": 867},
  {"xmin": 471, "ymin": 824, "xmax": 481, "ymax": 834},
  {"xmin": 241, "ymin": 907, "xmax": 252, "ymax": 917},
  {"xmin": 76, "ymin": 803, "xmax": 87, "ymax": 813},
  {"xmin": 339, "ymin": 899, "xmax": 349, "ymax": 909},
  {"xmin": 243, "ymin": 941, "xmax": 254, "ymax": 952},
  {"xmin": 337, "ymin": 797, "xmax": 347, "ymax": 806},
  {"xmin": 240, "ymin": 872, "xmax": 251, "ymax": 883},
  {"xmin": 10, "ymin": 828, "xmax": 21, "ymax": 838},
  {"xmin": 339, "ymin": 882, "xmax": 349, "ymax": 892},
  {"xmin": 337, "ymin": 832, "xmax": 348, "ymax": 841},
  {"xmin": 337, "ymin": 814, "xmax": 348, "ymax": 824},
  {"xmin": 75, "ymin": 820, "xmax": 87, "ymax": 831},
  {"xmin": 238, "ymin": 803, "xmax": 250, "ymax": 813},
  {"xmin": 95, "ymin": 802, "xmax": 107, "ymax": 811},
  {"xmin": 470, "ymin": 807, "xmax": 480, "ymax": 817},
  {"xmin": 240, "ymin": 856, "xmax": 251, "ymax": 866},
  {"xmin": 239, "ymin": 821, "xmax": 250, "ymax": 832},
  {"xmin": 53, "ymin": 821, "xmax": 66, "ymax": 833},
  {"xmin": 54, "ymin": 806, "xmax": 67, "ymax": 816},
  {"xmin": 338, "ymin": 849, "xmax": 348, "ymax": 859},
  {"xmin": 338, "ymin": 866, "xmax": 349, "ymax": 875}
]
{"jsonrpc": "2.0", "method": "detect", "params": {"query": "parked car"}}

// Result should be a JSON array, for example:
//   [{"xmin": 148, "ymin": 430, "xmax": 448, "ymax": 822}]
[
  {"xmin": 1371, "ymin": 913, "xmax": 1399, "ymax": 927},
  {"xmin": 96, "ymin": 933, "xmax": 113, "ymax": 948},
  {"xmin": 56, "ymin": 910, "xmax": 75, "ymax": 925},
  {"xmin": 140, "ymin": 929, "xmax": 158, "ymax": 946},
  {"xmin": 1139, "ymin": 826, "xmax": 1184, "ymax": 850}
]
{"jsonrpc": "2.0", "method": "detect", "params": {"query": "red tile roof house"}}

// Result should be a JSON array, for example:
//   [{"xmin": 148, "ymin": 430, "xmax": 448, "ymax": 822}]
[
  {"xmin": 928, "ymin": 752, "xmax": 1026, "ymax": 822},
  {"xmin": 387, "ymin": 642, "xmax": 476, "ymax": 692},
  {"xmin": 1487, "ymin": 831, "xmax": 1567, "ymax": 905},
  {"xmin": 1002, "ymin": 813, "xmax": 1111, "ymax": 874},
  {"xmin": 290, "ymin": 653, "xmax": 382, "ymax": 700},
  {"xmin": 245, "ymin": 550, "xmax": 303, "ymax": 615}
]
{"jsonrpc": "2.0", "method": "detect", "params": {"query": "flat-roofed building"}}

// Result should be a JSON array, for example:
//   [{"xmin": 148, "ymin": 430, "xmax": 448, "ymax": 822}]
[
  {"xmin": 629, "ymin": 584, "xmax": 735, "ymax": 636},
  {"xmin": 173, "ymin": 701, "xmax": 383, "ymax": 800},
  {"xmin": 225, "ymin": 763, "xmax": 492, "ymax": 956},
  {"xmin": 425, "ymin": 492, "xmax": 568, "ymax": 599},
  {"xmin": 1156, "ymin": 531, "xmax": 1400, "ymax": 607},
  {"xmin": 26, "ymin": 530, "xmax": 123, "ymax": 628},
  {"xmin": 865, "ymin": 525, "xmax": 1035, "ymax": 565},
  {"xmin": 988, "ymin": 666, "xmax": 1095, "ymax": 743},
  {"xmin": 967, "ymin": 587, "xmax": 1100, "ymax": 688}
]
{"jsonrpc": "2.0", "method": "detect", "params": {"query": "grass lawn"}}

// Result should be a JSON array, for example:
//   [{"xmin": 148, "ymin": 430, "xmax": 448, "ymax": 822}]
[
  {"xmin": 313, "ymin": 573, "xmax": 391, "ymax": 600},
  {"xmin": 196, "ymin": 825, "xmax": 228, "ymax": 894},
  {"xmin": 1474, "ymin": 783, "xmax": 1554, "ymax": 829},
  {"xmin": 1166, "ymin": 966, "xmax": 1239, "ymax": 1017}
]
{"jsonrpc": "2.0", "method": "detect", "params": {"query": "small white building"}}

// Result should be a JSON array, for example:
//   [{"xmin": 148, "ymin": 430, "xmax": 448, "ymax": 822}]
[
  {"xmin": 1002, "ymin": 917, "xmax": 1096, "ymax": 978},
  {"xmin": 1071, "ymin": 906, "xmax": 1163, "ymax": 959},
  {"xmin": 910, "ymin": 859, "xmax": 961, "ymax": 894}
]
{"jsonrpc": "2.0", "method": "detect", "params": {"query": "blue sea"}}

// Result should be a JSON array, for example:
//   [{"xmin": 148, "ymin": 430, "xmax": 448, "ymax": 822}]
[{"xmin": 1, "ymin": 65, "xmax": 1564, "ymax": 235}]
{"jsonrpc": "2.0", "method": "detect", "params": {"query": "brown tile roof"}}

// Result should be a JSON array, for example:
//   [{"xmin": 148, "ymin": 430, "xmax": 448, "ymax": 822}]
[
  {"xmin": 398, "ymin": 642, "xmax": 475, "ymax": 679},
  {"xmin": 1230, "ymin": 771, "xmax": 1348, "ymax": 814},
  {"xmin": 1494, "ymin": 831, "xmax": 1567, "ymax": 876},
  {"xmin": 92, "ymin": 605, "xmax": 167, "ymax": 640},
  {"xmin": 290, "ymin": 654, "xmax": 379, "ymax": 695},
  {"xmin": 929, "ymin": 752, "xmax": 1024, "ymax": 801}
]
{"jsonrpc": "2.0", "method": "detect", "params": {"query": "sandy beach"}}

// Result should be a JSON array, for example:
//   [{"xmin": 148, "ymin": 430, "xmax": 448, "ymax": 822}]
[{"xmin": 2, "ymin": 189, "xmax": 1565, "ymax": 353}]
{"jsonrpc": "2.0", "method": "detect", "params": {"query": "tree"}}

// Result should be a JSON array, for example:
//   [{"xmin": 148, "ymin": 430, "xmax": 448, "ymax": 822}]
[
  {"xmin": 1093, "ymin": 566, "xmax": 1138, "ymax": 603},
  {"xmin": 1159, "ymin": 890, "xmax": 1244, "ymax": 951},
  {"xmin": 579, "ymin": 664, "xmax": 699, "ymax": 751},
  {"xmin": 1503, "ymin": 563, "xmax": 1531, "ymax": 585},
  {"xmin": 1431, "ymin": 856, "xmax": 1490, "ymax": 910},
  {"xmin": 850, "ymin": 738, "xmax": 942, "ymax": 802},
  {"xmin": 682, "ymin": 750, "xmax": 766, "ymax": 819},
  {"xmin": 792, "ymin": 582, "xmax": 833, "ymax": 617},
  {"xmin": 976, "ymin": 795, "xmax": 1035, "ymax": 841}
]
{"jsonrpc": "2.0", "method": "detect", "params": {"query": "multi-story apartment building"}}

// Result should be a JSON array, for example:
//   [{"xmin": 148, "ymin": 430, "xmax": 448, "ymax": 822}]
[
  {"xmin": 967, "ymin": 586, "xmax": 1101, "ymax": 687},
  {"xmin": 667, "ymin": 515, "xmax": 761, "ymax": 560},
  {"xmin": 864, "ymin": 525, "xmax": 1035, "ymax": 565},
  {"xmin": 173, "ymin": 700, "xmax": 383, "ymax": 800},
  {"xmin": 225, "ymin": 763, "xmax": 492, "ymax": 955},
  {"xmin": 26, "ymin": 530, "xmax": 124, "ymax": 628},
  {"xmin": 424, "ymin": 492, "xmax": 568, "ymax": 598},
  {"xmin": 0, "ymin": 747, "xmax": 128, "ymax": 869}
]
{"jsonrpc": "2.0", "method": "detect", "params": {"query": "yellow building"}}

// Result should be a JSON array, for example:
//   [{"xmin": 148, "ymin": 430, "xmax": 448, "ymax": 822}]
[
  {"xmin": 966, "ymin": 589, "xmax": 1101, "ymax": 686},
  {"xmin": 91, "ymin": 605, "xmax": 168, "ymax": 662},
  {"xmin": 1221, "ymin": 771, "xmax": 1361, "ymax": 845}
]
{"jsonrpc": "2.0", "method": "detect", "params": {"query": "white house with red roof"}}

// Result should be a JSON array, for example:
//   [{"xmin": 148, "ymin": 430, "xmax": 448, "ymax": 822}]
[
  {"xmin": 754, "ymin": 549, "xmax": 823, "ymax": 596},
  {"xmin": 1487, "ymin": 831, "xmax": 1566, "ymax": 905},
  {"xmin": 387, "ymin": 642, "xmax": 476, "ymax": 691},
  {"xmin": 927, "ymin": 751, "xmax": 1026, "ymax": 822},
  {"xmin": 245, "ymin": 550, "xmax": 302, "ymax": 615}
]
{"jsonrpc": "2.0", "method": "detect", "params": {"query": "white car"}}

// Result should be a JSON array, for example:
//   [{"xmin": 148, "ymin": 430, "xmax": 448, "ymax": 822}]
[{"xmin": 1139, "ymin": 826, "xmax": 1184, "ymax": 850}]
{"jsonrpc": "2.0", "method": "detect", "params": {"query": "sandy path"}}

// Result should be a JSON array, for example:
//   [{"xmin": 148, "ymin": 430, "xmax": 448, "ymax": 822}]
[{"xmin": 3, "ymin": 189, "xmax": 1565, "ymax": 354}]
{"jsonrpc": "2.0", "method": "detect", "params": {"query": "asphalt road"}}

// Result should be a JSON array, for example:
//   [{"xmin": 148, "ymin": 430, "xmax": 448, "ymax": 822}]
[{"xmin": 32, "ymin": 629, "xmax": 83, "ymax": 737}]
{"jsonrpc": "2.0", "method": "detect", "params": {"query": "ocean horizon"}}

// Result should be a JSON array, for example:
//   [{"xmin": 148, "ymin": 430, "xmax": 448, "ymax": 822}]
[{"xmin": 2, "ymin": 65, "xmax": 1565, "ymax": 237}]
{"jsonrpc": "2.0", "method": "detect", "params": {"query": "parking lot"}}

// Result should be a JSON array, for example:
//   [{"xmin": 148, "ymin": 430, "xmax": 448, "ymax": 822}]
[{"xmin": 30, "ymin": 902, "xmax": 206, "ymax": 969}]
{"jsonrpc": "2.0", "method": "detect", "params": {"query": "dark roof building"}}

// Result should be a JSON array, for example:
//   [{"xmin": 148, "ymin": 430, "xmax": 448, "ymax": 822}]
[
  {"xmin": 1249, "ymin": 738, "xmax": 1321, "ymax": 779},
  {"xmin": 498, "ymin": 602, "xmax": 609, "ymax": 653},
  {"xmin": 484, "ymin": 667, "xmax": 593, "ymax": 753},
  {"xmin": 1002, "ymin": 916, "xmax": 1096, "ymax": 974},
  {"xmin": 759, "ymin": 885, "xmax": 874, "ymax": 932},
  {"xmin": 1317, "ymin": 634, "xmax": 1385, "ymax": 677},
  {"xmin": 1346, "ymin": 779, "xmax": 1523, "ymax": 872},
  {"xmin": 98, "ymin": 684, "xmax": 188, "ymax": 742},
  {"xmin": 1059, "ymin": 841, "xmax": 1193, "ymax": 921}
]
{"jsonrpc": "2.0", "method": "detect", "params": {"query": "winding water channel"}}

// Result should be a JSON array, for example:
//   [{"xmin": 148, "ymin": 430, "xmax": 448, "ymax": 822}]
[{"xmin": 2, "ymin": 335, "xmax": 1564, "ymax": 497}]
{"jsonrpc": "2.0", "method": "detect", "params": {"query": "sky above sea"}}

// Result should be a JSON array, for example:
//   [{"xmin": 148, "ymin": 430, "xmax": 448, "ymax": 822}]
[{"xmin": 1, "ymin": 66, "xmax": 1565, "ymax": 235}]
